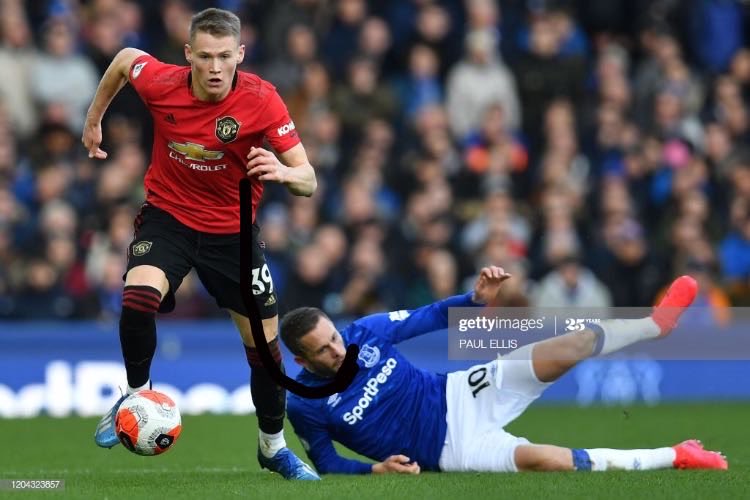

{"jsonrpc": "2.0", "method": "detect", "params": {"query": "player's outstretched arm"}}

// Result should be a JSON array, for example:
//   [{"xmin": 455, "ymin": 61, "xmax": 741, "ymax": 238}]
[
  {"xmin": 246, "ymin": 143, "xmax": 317, "ymax": 196},
  {"xmin": 82, "ymin": 47, "xmax": 148, "ymax": 159},
  {"xmin": 372, "ymin": 455, "xmax": 421, "ymax": 475},
  {"xmin": 355, "ymin": 265, "xmax": 512, "ymax": 345}
]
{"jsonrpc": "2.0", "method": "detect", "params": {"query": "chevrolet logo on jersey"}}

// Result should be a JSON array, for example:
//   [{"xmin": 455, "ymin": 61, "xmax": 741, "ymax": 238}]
[{"xmin": 168, "ymin": 141, "xmax": 224, "ymax": 161}]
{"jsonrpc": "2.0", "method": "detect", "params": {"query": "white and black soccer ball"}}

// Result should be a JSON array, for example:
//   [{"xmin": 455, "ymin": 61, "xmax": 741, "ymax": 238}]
[{"xmin": 115, "ymin": 390, "xmax": 182, "ymax": 456}]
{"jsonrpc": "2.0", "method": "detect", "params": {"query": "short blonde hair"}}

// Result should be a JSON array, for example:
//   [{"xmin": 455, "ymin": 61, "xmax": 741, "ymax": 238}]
[{"xmin": 189, "ymin": 8, "xmax": 240, "ymax": 43}]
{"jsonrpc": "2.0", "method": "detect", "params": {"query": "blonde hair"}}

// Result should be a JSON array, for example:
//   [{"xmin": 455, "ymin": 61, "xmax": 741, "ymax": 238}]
[{"xmin": 189, "ymin": 8, "xmax": 240, "ymax": 43}]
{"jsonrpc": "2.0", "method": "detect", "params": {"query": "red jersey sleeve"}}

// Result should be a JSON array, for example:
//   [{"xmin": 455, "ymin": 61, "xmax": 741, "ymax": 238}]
[
  {"xmin": 261, "ymin": 88, "xmax": 301, "ymax": 154},
  {"xmin": 128, "ymin": 54, "xmax": 170, "ymax": 104}
]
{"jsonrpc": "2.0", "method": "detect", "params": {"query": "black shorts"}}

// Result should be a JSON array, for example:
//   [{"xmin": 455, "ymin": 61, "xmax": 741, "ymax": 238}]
[{"xmin": 125, "ymin": 203, "xmax": 277, "ymax": 318}]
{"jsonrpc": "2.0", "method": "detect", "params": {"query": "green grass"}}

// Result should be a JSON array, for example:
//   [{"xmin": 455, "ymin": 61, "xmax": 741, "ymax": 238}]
[{"xmin": 0, "ymin": 404, "xmax": 748, "ymax": 499}]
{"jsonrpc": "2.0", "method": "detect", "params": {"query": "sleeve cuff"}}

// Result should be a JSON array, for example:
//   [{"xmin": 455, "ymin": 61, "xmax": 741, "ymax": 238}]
[
  {"xmin": 441, "ymin": 292, "xmax": 480, "ymax": 309},
  {"xmin": 357, "ymin": 462, "xmax": 374, "ymax": 474}
]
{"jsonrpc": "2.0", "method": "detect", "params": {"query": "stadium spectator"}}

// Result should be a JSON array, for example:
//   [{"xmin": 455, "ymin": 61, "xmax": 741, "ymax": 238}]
[
  {"xmin": 283, "ymin": 243, "xmax": 333, "ymax": 312},
  {"xmin": 687, "ymin": 0, "xmax": 744, "ymax": 75},
  {"xmin": 357, "ymin": 16, "xmax": 397, "ymax": 78},
  {"xmin": 287, "ymin": 60, "xmax": 332, "ymax": 126},
  {"xmin": 461, "ymin": 103, "xmax": 528, "ymax": 196},
  {"xmin": 592, "ymin": 214, "xmax": 665, "ymax": 307},
  {"xmin": 338, "ymin": 234, "xmax": 391, "ymax": 316},
  {"xmin": 322, "ymin": 0, "xmax": 368, "ymax": 79},
  {"xmin": 331, "ymin": 56, "xmax": 398, "ymax": 139},
  {"xmin": 0, "ymin": 4, "xmax": 40, "ymax": 139},
  {"xmin": 153, "ymin": 0, "xmax": 193, "ymax": 65},
  {"xmin": 531, "ymin": 253, "xmax": 612, "ymax": 309},
  {"xmin": 396, "ymin": 43, "xmax": 443, "ymax": 122},
  {"xmin": 407, "ymin": 2, "xmax": 460, "ymax": 80},
  {"xmin": 446, "ymin": 29, "xmax": 520, "ymax": 140},
  {"xmin": 405, "ymin": 247, "xmax": 459, "ymax": 308},
  {"xmin": 262, "ymin": 23, "xmax": 318, "ymax": 97},
  {"xmin": 719, "ymin": 207, "xmax": 750, "ymax": 304},
  {"xmin": 513, "ymin": 9, "xmax": 585, "ymax": 147},
  {"xmin": 30, "ymin": 19, "xmax": 99, "ymax": 133}
]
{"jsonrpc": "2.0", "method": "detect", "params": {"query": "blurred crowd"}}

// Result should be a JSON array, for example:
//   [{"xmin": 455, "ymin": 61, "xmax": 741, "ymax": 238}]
[{"xmin": 0, "ymin": 0, "xmax": 749, "ymax": 326}]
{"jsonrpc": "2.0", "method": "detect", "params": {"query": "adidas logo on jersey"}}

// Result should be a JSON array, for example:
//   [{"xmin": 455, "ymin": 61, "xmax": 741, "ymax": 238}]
[
  {"xmin": 165, "ymin": 113, "xmax": 177, "ymax": 124},
  {"xmin": 342, "ymin": 358, "xmax": 397, "ymax": 425}
]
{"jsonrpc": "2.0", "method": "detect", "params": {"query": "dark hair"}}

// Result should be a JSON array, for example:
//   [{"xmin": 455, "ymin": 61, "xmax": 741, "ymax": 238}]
[
  {"xmin": 280, "ymin": 307, "xmax": 327, "ymax": 356},
  {"xmin": 189, "ymin": 8, "xmax": 241, "ymax": 43}
]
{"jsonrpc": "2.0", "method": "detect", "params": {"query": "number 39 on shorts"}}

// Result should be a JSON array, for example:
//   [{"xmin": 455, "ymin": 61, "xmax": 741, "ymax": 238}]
[{"xmin": 251, "ymin": 263, "xmax": 274, "ymax": 295}]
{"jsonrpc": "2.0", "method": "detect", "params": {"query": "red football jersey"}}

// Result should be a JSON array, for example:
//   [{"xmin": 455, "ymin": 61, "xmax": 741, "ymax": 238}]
[{"xmin": 128, "ymin": 54, "xmax": 301, "ymax": 233}]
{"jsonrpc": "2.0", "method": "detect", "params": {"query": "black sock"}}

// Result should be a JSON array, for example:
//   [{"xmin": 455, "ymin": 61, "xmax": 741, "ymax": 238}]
[
  {"xmin": 246, "ymin": 338, "xmax": 286, "ymax": 434},
  {"xmin": 120, "ymin": 286, "xmax": 161, "ymax": 388}
]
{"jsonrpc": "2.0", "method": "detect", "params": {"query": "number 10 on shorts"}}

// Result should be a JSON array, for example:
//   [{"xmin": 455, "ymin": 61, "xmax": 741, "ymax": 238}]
[{"xmin": 251, "ymin": 263, "xmax": 274, "ymax": 295}]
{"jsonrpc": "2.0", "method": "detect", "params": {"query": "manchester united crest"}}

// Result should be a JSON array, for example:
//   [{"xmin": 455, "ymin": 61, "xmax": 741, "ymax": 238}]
[
  {"xmin": 215, "ymin": 116, "xmax": 240, "ymax": 143},
  {"xmin": 132, "ymin": 241, "xmax": 152, "ymax": 256}
]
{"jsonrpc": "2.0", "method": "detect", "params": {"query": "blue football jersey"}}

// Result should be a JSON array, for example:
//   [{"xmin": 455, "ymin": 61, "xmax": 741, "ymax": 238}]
[{"xmin": 287, "ymin": 293, "xmax": 478, "ymax": 474}]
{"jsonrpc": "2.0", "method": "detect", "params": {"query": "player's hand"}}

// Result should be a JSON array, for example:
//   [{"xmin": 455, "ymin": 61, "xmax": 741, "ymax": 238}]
[
  {"xmin": 81, "ymin": 119, "xmax": 108, "ymax": 159},
  {"xmin": 246, "ymin": 147, "xmax": 288, "ymax": 184},
  {"xmin": 372, "ymin": 455, "xmax": 421, "ymax": 475},
  {"xmin": 471, "ymin": 266, "xmax": 512, "ymax": 305}
]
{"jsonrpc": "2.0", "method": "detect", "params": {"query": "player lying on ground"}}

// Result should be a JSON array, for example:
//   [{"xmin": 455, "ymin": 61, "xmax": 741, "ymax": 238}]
[{"xmin": 281, "ymin": 268, "xmax": 728, "ymax": 474}]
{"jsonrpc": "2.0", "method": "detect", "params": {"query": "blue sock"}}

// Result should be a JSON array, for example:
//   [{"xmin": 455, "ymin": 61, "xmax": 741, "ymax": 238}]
[
  {"xmin": 588, "ymin": 324, "xmax": 605, "ymax": 357},
  {"xmin": 572, "ymin": 448, "xmax": 592, "ymax": 471}
]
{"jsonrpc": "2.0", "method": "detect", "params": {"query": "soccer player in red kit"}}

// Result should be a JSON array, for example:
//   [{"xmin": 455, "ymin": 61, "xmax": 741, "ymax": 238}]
[{"xmin": 82, "ymin": 8, "xmax": 319, "ymax": 480}]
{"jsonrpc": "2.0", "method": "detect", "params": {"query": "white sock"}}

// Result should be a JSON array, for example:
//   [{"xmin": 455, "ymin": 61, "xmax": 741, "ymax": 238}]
[
  {"xmin": 585, "ymin": 447, "xmax": 676, "ymax": 471},
  {"xmin": 259, "ymin": 430, "xmax": 286, "ymax": 458},
  {"xmin": 596, "ymin": 318, "xmax": 660, "ymax": 356},
  {"xmin": 127, "ymin": 380, "xmax": 151, "ymax": 395}
]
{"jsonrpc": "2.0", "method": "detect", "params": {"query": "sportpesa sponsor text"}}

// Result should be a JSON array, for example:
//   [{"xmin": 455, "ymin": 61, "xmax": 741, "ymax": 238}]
[{"xmin": 342, "ymin": 358, "xmax": 398, "ymax": 425}]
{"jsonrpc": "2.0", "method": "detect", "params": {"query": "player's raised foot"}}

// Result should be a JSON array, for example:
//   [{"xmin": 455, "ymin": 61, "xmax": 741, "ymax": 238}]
[
  {"xmin": 94, "ymin": 393, "xmax": 128, "ymax": 448},
  {"xmin": 257, "ymin": 447, "xmax": 321, "ymax": 480},
  {"xmin": 651, "ymin": 275, "xmax": 698, "ymax": 337},
  {"xmin": 673, "ymin": 440, "xmax": 728, "ymax": 470}
]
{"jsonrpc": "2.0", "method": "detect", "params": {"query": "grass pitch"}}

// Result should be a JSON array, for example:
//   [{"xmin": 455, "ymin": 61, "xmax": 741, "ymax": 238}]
[{"xmin": 0, "ymin": 403, "xmax": 747, "ymax": 499}]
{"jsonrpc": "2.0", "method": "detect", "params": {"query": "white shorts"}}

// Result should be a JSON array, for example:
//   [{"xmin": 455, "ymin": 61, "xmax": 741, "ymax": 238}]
[{"xmin": 438, "ymin": 344, "xmax": 552, "ymax": 472}]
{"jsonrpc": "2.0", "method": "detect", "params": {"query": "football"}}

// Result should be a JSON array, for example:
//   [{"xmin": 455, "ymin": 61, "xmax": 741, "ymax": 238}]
[{"xmin": 115, "ymin": 390, "xmax": 182, "ymax": 456}]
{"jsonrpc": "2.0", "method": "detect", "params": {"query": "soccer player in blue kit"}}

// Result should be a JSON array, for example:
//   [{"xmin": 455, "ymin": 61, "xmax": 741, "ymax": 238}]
[{"xmin": 282, "ymin": 267, "xmax": 728, "ymax": 474}]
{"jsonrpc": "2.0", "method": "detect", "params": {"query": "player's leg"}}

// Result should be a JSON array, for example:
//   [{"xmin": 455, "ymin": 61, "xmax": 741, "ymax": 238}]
[
  {"xmin": 447, "ymin": 327, "xmax": 656, "ymax": 470},
  {"xmin": 513, "ymin": 440, "xmax": 728, "ymax": 471},
  {"xmin": 228, "ymin": 310, "xmax": 318, "ymax": 480},
  {"xmin": 524, "ymin": 274, "xmax": 699, "ymax": 383},
  {"xmin": 94, "ymin": 264, "xmax": 169, "ymax": 449},
  {"xmin": 120, "ymin": 265, "xmax": 169, "ymax": 393},
  {"xmin": 228, "ymin": 310, "xmax": 288, "ymax": 453},
  {"xmin": 95, "ymin": 204, "xmax": 194, "ymax": 448},
  {"xmin": 445, "ymin": 275, "xmax": 708, "ymax": 472},
  {"xmin": 519, "ymin": 328, "xmax": 597, "ymax": 383},
  {"xmin": 197, "ymin": 226, "xmax": 318, "ymax": 480},
  {"xmin": 510, "ymin": 277, "xmax": 719, "ymax": 472}
]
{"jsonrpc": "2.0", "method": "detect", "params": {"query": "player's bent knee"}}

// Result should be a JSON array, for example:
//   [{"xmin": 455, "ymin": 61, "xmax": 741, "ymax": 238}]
[
  {"xmin": 125, "ymin": 265, "xmax": 169, "ymax": 297},
  {"xmin": 569, "ymin": 330, "xmax": 597, "ymax": 359},
  {"xmin": 514, "ymin": 445, "xmax": 575, "ymax": 472},
  {"xmin": 228, "ymin": 310, "xmax": 278, "ymax": 346}
]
